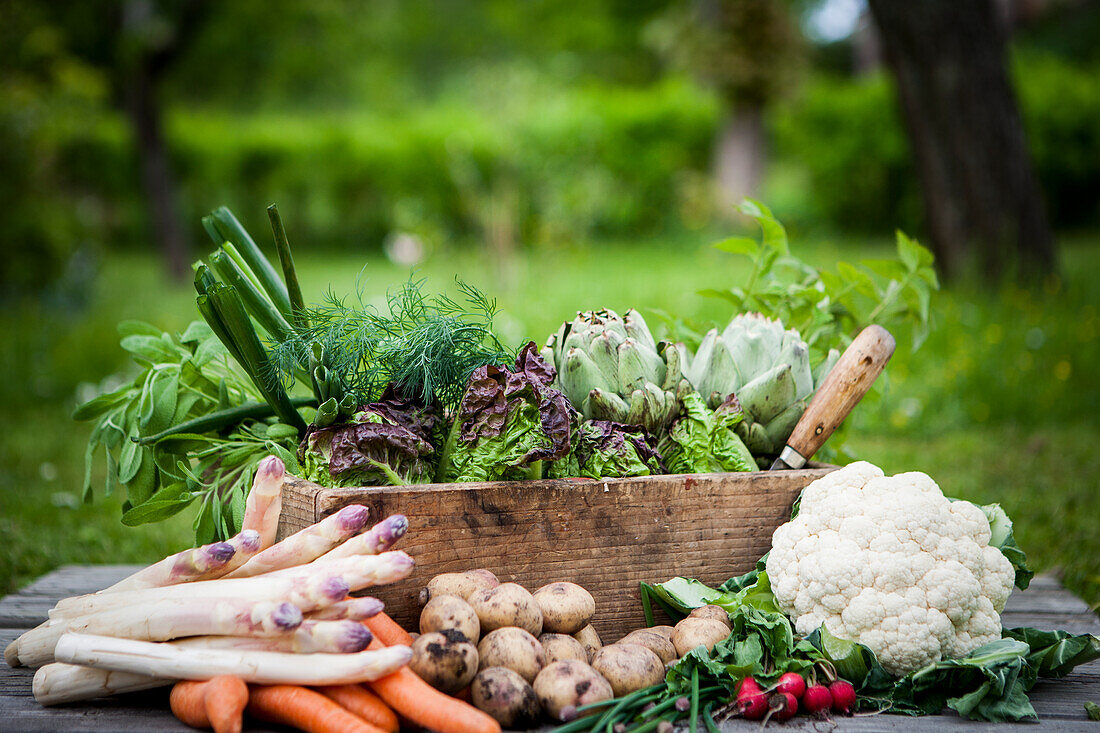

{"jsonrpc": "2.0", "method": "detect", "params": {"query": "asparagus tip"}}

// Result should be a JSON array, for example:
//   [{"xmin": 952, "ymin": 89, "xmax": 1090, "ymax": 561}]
[
  {"xmin": 336, "ymin": 505, "xmax": 371, "ymax": 533},
  {"xmin": 272, "ymin": 602, "xmax": 304, "ymax": 631}
]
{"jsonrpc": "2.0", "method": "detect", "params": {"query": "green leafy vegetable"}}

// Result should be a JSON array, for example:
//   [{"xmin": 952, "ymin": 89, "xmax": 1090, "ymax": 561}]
[
  {"xmin": 1001, "ymin": 627, "xmax": 1100, "ymax": 677},
  {"xmin": 701, "ymin": 199, "xmax": 938, "ymax": 354},
  {"xmin": 658, "ymin": 392, "xmax": 756, "ymax": 474},
  {"xmin": 549, "ymin": 420, "xmax": 662, "ymax": 479},
  {"xmin": 435, "ymin": 343, "xmax": 574, "ymax": 483}
]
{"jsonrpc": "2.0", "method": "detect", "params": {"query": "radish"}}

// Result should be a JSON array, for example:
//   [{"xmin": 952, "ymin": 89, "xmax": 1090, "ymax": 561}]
[
  {"xmin": 802, "ymin": 683, "xmax": 833, "ymax": 714},
  {"xmin": 738, "ymin": 692, "xmax": 768, "ymax": 720},
  {"xmin": 775, "ymin": 672, "xmax": 806, "ymax": 700},
  {"xmin": 829, "ymin": 679, "xmax": 857, "ymax": 714},
  {"xmin": 764, "ymin": 692, "xmax": 798, "ymax": 724},
  {"xmin": 737, "ymin": 675, "xmax": 763, "ymax": 697}
]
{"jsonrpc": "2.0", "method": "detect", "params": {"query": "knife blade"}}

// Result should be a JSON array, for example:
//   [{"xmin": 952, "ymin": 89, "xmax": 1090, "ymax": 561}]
[{"xmin": 770, "ymin": 324, "xmax": 896, "ymax": 470}]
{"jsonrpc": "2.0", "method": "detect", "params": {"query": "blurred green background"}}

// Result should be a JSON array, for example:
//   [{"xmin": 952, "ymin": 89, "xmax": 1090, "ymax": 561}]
[{"xmin": 0, "ymin": 1, "xmax": 1097, "ymax": 609}]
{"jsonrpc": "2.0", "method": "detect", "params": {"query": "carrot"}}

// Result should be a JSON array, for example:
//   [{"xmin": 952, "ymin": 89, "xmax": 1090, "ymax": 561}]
[
  {"xmin": 315, "ymin": 684, "xmax": 399, "ymax": 733},
  {"xmin": 361, "ymin": 611, "xmax": 414, "ymax": 646},
  {"xmin": 170, "ymin": 676, "xmax": 248, "ymax": 733},
  {"xmin": 365, "ymin": 639, "xmax": 501, "ymax": 733},
  {"xmin": 247, "ymin": 684, "xmax": 388, "ymax": 733}
]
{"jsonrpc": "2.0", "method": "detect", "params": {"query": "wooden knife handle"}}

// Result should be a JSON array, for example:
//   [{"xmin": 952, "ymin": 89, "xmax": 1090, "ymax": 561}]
[{"xmin": 786, "ymin": 324, "xmax": 896, "ymax": 462}]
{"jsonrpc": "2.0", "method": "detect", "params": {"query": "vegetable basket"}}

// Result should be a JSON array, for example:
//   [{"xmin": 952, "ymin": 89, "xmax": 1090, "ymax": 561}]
[{"xmin": 277, "ymin": 466, "xmax": 834, "ymax": 639}]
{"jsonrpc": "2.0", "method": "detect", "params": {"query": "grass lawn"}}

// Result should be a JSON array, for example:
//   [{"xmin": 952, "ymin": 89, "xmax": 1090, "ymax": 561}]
[{"xmin": 1, "ymin": 231, "xmax": 1097, "ymax": 611}]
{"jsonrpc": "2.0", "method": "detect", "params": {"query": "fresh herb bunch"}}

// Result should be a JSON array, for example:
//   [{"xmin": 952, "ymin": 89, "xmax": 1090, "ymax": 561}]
[
  {"xmin": 270, "ymin": 278, "xmax": 514, "ymax": 412},
  {"xmin": 698, "ymin": 199, "xmax": 939, "ymax": 354}
]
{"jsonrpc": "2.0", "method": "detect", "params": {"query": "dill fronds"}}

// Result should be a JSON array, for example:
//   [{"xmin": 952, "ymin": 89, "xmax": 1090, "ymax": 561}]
[{"xmin": 269, "ymin": 278, "xmax": 514, "ymax": 411}]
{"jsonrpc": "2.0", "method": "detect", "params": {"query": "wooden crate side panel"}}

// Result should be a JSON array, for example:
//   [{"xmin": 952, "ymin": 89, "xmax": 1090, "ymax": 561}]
[{"xmin": 282, "ymin": 470, "xmax": 830, "ymax": 640}]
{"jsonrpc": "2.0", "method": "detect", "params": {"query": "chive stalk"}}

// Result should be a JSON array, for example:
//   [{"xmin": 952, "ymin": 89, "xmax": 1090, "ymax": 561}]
[
  {"xmin": 267, "ymin": 204, "xmax": 308, "ymax": 329},
  {"xmin": 207, "ymin": 250, "xmax": 294, "ymax": 342},
  {"xmin": 207, "ymin": 207, "xmax": 293, "ymax": 318},
  {"xmin": 136, "ymin": 398, "xmax": 316, "ymax": 445}
]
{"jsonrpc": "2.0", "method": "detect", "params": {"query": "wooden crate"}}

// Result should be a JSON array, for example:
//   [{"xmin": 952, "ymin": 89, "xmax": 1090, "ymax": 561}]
[{"xmin": 277, "ymin": 467, "xmax": 834, "ymax": 641}]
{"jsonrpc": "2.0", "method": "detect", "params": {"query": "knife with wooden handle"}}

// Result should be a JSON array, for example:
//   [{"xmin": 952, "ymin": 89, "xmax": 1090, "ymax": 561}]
[{"xmin": 770, "ymin": 324, "xmax": 896, "ymax": 470}]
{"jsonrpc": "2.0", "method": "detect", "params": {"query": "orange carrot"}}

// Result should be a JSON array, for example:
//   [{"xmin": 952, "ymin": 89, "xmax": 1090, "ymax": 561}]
[
  {"xmin": 362, "ymin": 611, "xmax": 414, "ymax": 646},
  {"xmin": 170, "ymin": 681, "xmax": 211, "ymax": 729},
  {"xmin": 170, "ymin": 676, "xmax": 248, "ymax": 733},
  {"xmin": 315, "ymin": 684, "xmax": 399, "ymax": 733},
  {"xmin": 364, "ymin": 640, "xmax": 501, "ymax": 733},
  {"xmin": 248, "ymin": 684, "xmax": 388, "ymax": 733}
]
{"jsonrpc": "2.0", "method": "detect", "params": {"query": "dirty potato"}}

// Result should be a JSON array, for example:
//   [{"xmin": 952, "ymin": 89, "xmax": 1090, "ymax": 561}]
[
  {"xmin": 572, "ymin": 624, "xmax": 603, "ymax": 662},
  {"xmin": 419, "ymin": 594, "xmax": 480, "ymax": 643},
  {"xmin": 591, "ymin": 643, "xmax": 665, "ymax": 696},
  {"xmin": 533, "ymin": 660, "xmax": 613, "ymax": 722},
  {"xmin": 646, "ymin": 625, "xmax": 676, "ymax": 640},
  {"xmin": 619, "ymin": 629, "xmax": 677, "ymax": 664},
  {"xmin": 688, "ymin": 604, "xmax": 732, "ymax": 629},
  {"xmin": 419, "ymin": 569, "xmax": 501, "ymax": 605},
  {"xmin": 470, "ymin": 666, "xmax": 541, "ymax": 727},
  {"xmin": 539, "ymin": 633, "xmax": 589, "ymax": 664},
  {"xmin": 408, "ymin": 630, "xmax": 479, "ymax": 694},
  {"xmin": 671, "ymin": 617, "xmax": 731, "ymax": 657},
  {"xmin": 532, "ymin": 582, "xmax": 595, "ymax": 634},
  {"xmin": 469, "ymin": 582, "xmax": 543, "ymax": 636},
  {"xmin": 477, "ymin": 627, "xmax": 545, "ymax": 683}
]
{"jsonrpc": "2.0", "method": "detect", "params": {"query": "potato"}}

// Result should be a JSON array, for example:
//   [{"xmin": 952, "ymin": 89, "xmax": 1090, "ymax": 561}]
[
  {"xmin": 572, "ymin": 624, "xmax": 603, "ymax": 662},
  {"xmin": 532, "ymin": 582, "xmax": 595, "ymax": 634},
  {"xmin": 409, "ymin": 630, "xmax": 479, "ymax": 694},
  {"xmin": 470, "ymin": 667, "xmax": 540, "ymax": 727},
  {"xmin": 619, "ymin": 629, "xmax": 677, "ymax": 664},
  {"xmin": 539, "ymin": 633, "xmax": 589, "ymax": 664},
  {"xmin": 533, "ymin": 660, "xmax": 614, "ymax": 722},
  {"xmin": 591, "ymin": 643, "xmax": 665, "ymax": 696},
  {"xmin": 420, "ymin": 569, "xmax": 500, "ymax": 605},
  {"xmin": 646, "ymin": 625, "xmax": 676, "ymax": 640},
  {"xmin": 477, "ymin": 627, "xmax": 545, "ymax": 683},
  {"xmin": 671, "ymin": 617, "xmax": 731, "ymax": 657},
  {"xmin": 420, "ymin": 594, "xmax": 480, "ymax": 643},
  {"xmin": 469, "ymin": 582, "xmax": 543, "ymax": 636},
  {"xmin": 688, "ymin": 604, "xmax": 732, "ymax": 629}
]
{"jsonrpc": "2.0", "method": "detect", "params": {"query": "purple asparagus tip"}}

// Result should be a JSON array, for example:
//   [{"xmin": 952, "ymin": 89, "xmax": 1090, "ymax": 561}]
[
  {"xmin": 380, "ymin": 514, "xmax": 408, "ymax": 545},
  {"xmin": 235, "ymin": 529, "xmax": 262, "ymax": 553},
  {"xmin": 320, "ymin": 576, "xmax": 351, "ymax": 602},
  {"xmin": 208, "ymin": 542, "xmax": 236, "ymax": 564},
  {"xmin": 272, "ymin": 602, "xmax": 304, "ymax": 631},
  {"xmin": 352, "ymin": 597, "xmax": 385, "ymax": 619},
  {"xmin": 257, "ymin": 455, "xmax": 285, "ymax": 481},
  {"xmin": 340, "ymin": 622, "xmax": 373, "ymax": 652},
  {"xmin": 336, "ymin": 505, "xmax": 371, "ymax": 533}
]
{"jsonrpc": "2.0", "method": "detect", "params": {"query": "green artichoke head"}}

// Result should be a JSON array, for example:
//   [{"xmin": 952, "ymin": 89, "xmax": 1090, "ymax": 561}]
[
  {"xmin": 681, "ymin": 313, "xmax": 839, "ymax": 456},
  {"xmin": 542, "ymin": 308, "xmax": 688, "ymax": 434}
]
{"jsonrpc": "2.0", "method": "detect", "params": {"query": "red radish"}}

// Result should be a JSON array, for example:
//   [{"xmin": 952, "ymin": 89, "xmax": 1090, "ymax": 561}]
[
  {"xmin": 775, "ymin": 672, "xmax": 806, "ymax": 700},
  {"xmin": 738, "ymin": 692, "xmax": 768, "ymax": 720},
  {"xmin": 767, "ymin": 692, "xmax": 799, "ymax": 723},
  {"xmin": 737, "ymin": 676, "xmax": 763, "ymax": 697},
  {"xmin": 829, "ymin": 679, "xmax": 857, "ymax": 714},
  {"xmin": 802, "ymin": 684, "xmax": 833, "ymax": 714}
]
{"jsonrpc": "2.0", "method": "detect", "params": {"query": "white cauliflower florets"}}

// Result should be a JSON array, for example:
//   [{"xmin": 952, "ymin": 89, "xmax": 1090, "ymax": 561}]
[{"xmin": 765, "ymin": 461, "xmax": 1015, "ymax": 676}]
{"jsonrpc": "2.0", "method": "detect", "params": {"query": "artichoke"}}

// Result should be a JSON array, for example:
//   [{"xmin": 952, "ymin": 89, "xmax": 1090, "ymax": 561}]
[
  {"xmin": 681, "ymin": 313, "xmax": 839, "ymax": 457},
  {"xmin": 541, "ymin": 309, "xmax": 689, "ymax": 434}
]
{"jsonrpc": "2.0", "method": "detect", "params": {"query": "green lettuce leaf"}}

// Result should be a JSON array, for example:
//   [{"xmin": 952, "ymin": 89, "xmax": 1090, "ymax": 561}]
[
  {"xmin": 659, "ymin": 392, "xmax": 755, "ymax": 474},
  {"xmin": 549, "ymin": 420, "xmax": 662, "ymax": 479}
]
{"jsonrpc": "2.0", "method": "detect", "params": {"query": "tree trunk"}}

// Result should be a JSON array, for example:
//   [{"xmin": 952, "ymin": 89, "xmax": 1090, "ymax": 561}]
[
  {"xmin": 123, "ymin": 63, "xmax": 189, "ymax": 280},
  {"xmin": 714, "ymin": 106, "xmax": 766, "ymax": 211},
  {"xmin": 867, "ymin": 0, "xmax": 1055, "ymax": 281}
]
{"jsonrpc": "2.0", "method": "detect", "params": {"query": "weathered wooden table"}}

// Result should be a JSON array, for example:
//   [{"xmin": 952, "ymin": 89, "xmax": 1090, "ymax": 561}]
[{"xmin": 1, "ymin": 566, "xmax": 1098, "ymax": 732}]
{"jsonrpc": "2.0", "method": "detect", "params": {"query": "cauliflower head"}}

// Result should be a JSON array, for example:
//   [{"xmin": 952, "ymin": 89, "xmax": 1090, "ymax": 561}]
[{"xmin": 765, "ymin": 461, "xmax": 1015, "ymax": 676}]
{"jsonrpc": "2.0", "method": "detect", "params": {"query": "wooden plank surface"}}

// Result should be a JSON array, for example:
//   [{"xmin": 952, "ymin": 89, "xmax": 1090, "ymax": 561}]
[
  {"xmin": 278, "ymin": 469, "xmax": 835, "ymax": 639},
  {"xmin": 2, "ymin": 566, "xmax": 1098, "ymax": 731}
]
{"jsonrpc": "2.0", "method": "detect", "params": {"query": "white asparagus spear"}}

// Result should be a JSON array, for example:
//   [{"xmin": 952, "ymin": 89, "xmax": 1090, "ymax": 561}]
[
  {"xmin": 51, "ymin": 556, "xmax": 379, "ymax": 618},
  {"xmin": 315, "ymin": 514, "xmax": 408, "ymax": 562},
  {"xmin": 306, "ymin": 596, "xmax": 384, "ymax": 621},
  {"xmin": 69, "ymin": 598, "xmax": 303, "ymax": 641},
  {"xmin": 49, "ymin": 633, "xmax": 412, "ymax": 686},
  {"xmin": 242, "ymin": 455, "xmax": 285, "ymax": 549},
  {"xmin": 223, "ymin": 505, "xmax": 370, "ymax": 579},
  {"xmin": 32, "ymin": 663, "xmax": 168, "ymax": 706},
  {"xmin": 176, "ymin": 620, "xmax": 373, "ymax": 654},
  {"xmin": 100, "ymin": 529, "xmax": 262, "ymax": 593},
  {"xmin": 16, "ymin": 598, "xmax": 305, "ymax": 668}
]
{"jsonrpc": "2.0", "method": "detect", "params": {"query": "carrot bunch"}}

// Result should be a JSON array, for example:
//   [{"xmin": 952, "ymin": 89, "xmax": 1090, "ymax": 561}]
[{"xmin": 170, "ymin": 615, "xmax": 500, "ymax": 733}]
